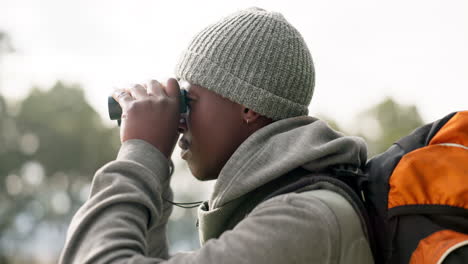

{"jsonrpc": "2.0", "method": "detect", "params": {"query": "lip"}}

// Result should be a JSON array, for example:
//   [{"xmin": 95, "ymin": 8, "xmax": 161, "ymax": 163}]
[
  {"xmin": 179, "ymin": 138, "xmax": 191, "ymax": 160},
  {"xmin": 178, "ymin": 137, "xmax": 189, "ymax": 149},
  {"xmin": 181, "ymin": 149, "xmax": 190, "ymax": 160}
]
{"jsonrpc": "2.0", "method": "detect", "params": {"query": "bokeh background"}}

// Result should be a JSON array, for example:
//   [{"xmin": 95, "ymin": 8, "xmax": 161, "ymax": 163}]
[{"xmin": 1, "ymin": 0, "xmax": 467, "ymax": 263}]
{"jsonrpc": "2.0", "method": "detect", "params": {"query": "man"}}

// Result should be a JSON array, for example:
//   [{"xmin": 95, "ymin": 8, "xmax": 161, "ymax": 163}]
[{"xmin": 59, "ymin": 7, "xmax": 374, "ymax": 264}]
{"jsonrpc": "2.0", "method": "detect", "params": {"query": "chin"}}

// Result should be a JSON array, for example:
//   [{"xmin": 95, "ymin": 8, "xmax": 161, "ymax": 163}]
[
  {"xmin": 192, "ymin": 170, "xmax": 218, "ymax": 181},
  {"xmin": 194, "ymin": 175, "xmax": 217, "ymax": 182},
  {"xmin": 188, "ymin": 162, "xmax": 218, "ymax": 181}
]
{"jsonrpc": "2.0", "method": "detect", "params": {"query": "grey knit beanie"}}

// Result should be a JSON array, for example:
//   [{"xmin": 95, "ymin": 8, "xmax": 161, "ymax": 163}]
[{"xmin": 175, "ymin": 7, "xmax": 315, "ymax": 120}]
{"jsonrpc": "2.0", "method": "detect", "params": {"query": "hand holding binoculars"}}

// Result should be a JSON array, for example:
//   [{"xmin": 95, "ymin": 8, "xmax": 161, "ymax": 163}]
[{"xmin": 108, "ymin": 89, "xmax": 190, "ymax": 126}]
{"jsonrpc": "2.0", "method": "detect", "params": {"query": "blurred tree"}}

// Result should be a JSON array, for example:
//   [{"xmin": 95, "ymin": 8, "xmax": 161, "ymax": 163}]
[
  {"xmin": 0, "ymin": 81, "xmax": 120, "ymax": 262},
  {"xmin": 0, "ymin": 32, "xmax": 19, "ymax": 261},
  {"xmin": 0, "ymin": 30, "xmax": 17, "ymax": 179},
  {"xmin": 16, "ymin": 82, "xmax": 119, "ymax": 175},
  {"xmin": 354, "ymin": 97, "xmax": 424, "ymax": 157}
]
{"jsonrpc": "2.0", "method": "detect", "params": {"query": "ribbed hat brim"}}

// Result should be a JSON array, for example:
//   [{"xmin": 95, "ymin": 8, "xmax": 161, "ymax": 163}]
[{"xmin": 176, "ymin": 50, "xmax": 309, "ymax": 120}]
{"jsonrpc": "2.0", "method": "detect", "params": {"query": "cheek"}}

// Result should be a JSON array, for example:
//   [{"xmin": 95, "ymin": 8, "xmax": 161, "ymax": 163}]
[
  {"xmin": 188, "ymin": 105, "xmax": 243, "ymax": 178},
  {"xmin": 191, "ymin": 111, "xmax": 232, "ymax": 155},
  {"xmin": 190, "ymin": 100, "xmax": 240, "ymax": 145}
]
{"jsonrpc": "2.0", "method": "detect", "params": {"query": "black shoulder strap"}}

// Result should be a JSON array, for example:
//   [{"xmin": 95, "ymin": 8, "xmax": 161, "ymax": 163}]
[
  {"xmin": 223, "ymin": 166, "xmax": 377, "ymax": 261},
  {"xmin": 223, "ymin": 168, "xmax": 312, "ymax": 231}
]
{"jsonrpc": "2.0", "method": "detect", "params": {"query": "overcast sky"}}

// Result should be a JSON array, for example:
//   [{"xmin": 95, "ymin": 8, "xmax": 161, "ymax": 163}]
[{"xmin": 1, "ymin": 0, "xmax": 467, "ymax": 129}]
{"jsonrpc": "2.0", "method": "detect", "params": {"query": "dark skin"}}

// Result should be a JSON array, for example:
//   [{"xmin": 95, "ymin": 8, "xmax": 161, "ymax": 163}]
[{"xmin": 113, "ymin": 78, "xmax": 272, "ymax": 181}]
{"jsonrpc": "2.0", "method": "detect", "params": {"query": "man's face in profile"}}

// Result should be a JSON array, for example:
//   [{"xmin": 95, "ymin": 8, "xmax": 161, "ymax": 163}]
[{"xmin": 178, "ymin": 81, "xmax": 248, "ymax": 181}]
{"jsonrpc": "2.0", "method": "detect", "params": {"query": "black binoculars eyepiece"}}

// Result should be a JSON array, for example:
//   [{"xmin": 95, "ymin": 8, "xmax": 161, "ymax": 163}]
[{"xmin": 108, "ymin": 90, "xmax": 189, "ymax": 126}]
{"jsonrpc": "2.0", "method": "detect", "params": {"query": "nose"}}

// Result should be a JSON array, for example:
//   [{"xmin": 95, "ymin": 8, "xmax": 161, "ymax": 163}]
[{"xmin": 178, "ymin": 115, "xmax": 188, "ymax": 134}]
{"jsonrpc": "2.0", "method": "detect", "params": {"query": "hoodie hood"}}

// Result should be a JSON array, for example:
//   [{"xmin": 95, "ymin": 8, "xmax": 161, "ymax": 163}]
[{"xmin": 210, "ymin": 116, "xmax": 367, "ymax": 209}]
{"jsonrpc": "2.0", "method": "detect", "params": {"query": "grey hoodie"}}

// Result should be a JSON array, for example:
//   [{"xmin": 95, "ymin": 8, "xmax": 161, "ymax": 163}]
[{"xmin": 59, "ymin": 116, "xmax": 374, "ymax": 264}]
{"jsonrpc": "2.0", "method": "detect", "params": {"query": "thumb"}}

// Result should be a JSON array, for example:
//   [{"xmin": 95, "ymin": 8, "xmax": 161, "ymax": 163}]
[{"xmin": 165, "ymin": 78, "xmax": 181, "ymax": 98}]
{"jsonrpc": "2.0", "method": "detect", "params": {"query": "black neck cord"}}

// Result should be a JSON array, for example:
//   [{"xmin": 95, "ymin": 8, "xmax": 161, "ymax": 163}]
[
  {"xmin": 162, "ymin": 197, "xmax": 203, "ymax": 209},
  {"xmin": 164, "ymin": 161, "xmax": 204, "ymax": 208}
]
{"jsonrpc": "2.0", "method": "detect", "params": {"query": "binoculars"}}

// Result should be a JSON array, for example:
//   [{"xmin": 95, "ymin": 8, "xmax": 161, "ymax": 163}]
[{"xmin": 108, "ymin": 89, "xmax": 190, "ymax": 126}]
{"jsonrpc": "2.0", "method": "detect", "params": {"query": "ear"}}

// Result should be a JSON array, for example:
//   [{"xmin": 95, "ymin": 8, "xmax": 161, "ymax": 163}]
[{"xmin": 242, "ymin": 107, "xmax": 261, "ymax": 124}]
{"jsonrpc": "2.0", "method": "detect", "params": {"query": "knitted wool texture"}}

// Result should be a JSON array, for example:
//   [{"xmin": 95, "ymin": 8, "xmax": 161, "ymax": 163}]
[{"xmin": 175, "ymin": 7, "xmax": 315, "ymax": 120}]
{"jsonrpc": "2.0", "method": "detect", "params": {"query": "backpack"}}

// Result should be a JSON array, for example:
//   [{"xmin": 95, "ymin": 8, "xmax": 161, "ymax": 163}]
[{"xmin": 364, "ymin": 111, "xmax": 468, "ymax": 264}]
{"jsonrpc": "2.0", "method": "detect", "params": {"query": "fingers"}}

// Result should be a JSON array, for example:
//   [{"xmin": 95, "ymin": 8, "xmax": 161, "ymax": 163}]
[
  {"xmin": 112, "ymin": 89, "xmax": 133, "ymax": 110},
  {"xmin": 129, "ymin": 84, "xmax": 147, "ymax": 100},
  {"xmin": 112, "ymin": 79, "xmax": 180, "ymax": 111},
  {"xmin": 166, "ymin": 78, "xmax": 181, "ymax": 98},
  {"xmin": 147, "ymin": 80, "xmax": 165, "ymax": 96}
]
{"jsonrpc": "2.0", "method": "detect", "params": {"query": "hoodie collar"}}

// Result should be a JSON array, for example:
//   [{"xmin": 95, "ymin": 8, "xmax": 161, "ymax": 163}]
[{"xmin": 209, "ymin": 116, "xmax": 367, "ymax": 209}]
